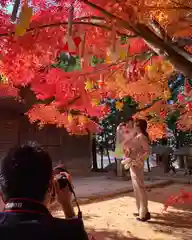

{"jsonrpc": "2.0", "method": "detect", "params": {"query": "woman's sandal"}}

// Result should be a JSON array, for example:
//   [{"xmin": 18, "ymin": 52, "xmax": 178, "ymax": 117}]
[{"xmin": 136, "ymin": 212, "xmax": 151, "ymax": 222}]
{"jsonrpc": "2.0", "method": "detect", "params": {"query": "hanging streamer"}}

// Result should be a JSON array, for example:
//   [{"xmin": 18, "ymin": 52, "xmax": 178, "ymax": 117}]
[
  {"xmin": 15, "ymin": 1, "xmax": 33, "ymax": 37},
  {"xmin": 123, "ymin": 44, "xmax": 130, "ymax": 78},
  {"xmin": 106, "ymin": 27, "xmax": 120, "ymax": 63},
  {"xmin": 80, "ymin": 33, "xmax": 87, "ymax": 68},
  {"xmin": 64, "ymin": 3, "xmax": 76, "ymax": 52}
]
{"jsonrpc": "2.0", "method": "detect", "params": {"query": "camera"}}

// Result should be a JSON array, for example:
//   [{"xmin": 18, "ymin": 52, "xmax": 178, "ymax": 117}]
[
  {"xmin": 52, "ymin": 165, "xmax": 82, "ymax": 218},
  {"xmin": 50, "ymin": 165, "xmax": 72, "ymax": 204},
  {"xmin": 53, "ymin": 165, "xmax": 70, "ymax": 190}
]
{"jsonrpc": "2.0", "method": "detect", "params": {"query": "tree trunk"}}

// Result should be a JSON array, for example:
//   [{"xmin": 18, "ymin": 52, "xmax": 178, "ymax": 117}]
[
  {"xmin": 100, "ymin": 146, "xmax": 104, "ymax": 169},
  {"xmin": 163, "ymin": 154, "xmax": 170, "ymax": 173},
  {"xmin": 178, "ymin": 156, "xmax": 185, "ymax": 169},
  {"xmin": 92, "ymin": 136, "xmax": 98, "ymax": 171}
]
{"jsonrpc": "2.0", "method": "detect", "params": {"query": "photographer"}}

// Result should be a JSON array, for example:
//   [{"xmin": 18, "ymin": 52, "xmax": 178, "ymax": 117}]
[{"xmin": 0, "ymin": 144, "xmax": 88, "ymax": 240}]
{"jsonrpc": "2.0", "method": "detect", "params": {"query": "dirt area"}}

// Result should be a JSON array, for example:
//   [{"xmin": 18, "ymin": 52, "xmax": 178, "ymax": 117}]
[{"xmin": 55, "ymin": 183, "xmax": 192, "ymax": 240}]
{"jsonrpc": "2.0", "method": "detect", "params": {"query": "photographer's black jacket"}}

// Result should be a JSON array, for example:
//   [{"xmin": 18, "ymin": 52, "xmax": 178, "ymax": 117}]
[{"xmin": 0, "ymin": 199, "xmax": 88, "ymax": 240}]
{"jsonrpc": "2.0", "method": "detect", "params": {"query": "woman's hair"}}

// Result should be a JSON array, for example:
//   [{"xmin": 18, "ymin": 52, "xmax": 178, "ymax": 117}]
[{"xmin": 135, "ymin": 119, "xmax": 149, "ymax": 139}]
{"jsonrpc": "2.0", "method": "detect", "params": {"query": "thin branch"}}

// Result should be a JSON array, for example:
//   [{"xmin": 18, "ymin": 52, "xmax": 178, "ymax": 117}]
[
  {"xmin": 171, "ymin": 0, "xmax": 192, "ymax": 9},
  {"xmin": 135, "ymin": 97, "xmax": 162, "ymax": 113},
  {"xmin": 75, "ymin": 16, "xmax": 105, "ymax": 21},
  {"xmin": 144, "ymin": 5, "xmax": 192, "ymax": 10},
  {"xmin": 0, "ymin": 20, "xmax": 135, "ymax": 38},
  {"xmin": 82, "ymin": 0, "xmax": 136, "ymax": 32}
]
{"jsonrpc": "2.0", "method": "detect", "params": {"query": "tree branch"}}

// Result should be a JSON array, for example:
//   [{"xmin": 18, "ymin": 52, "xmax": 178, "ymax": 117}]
[
  {"xmin": 135, "ymin": 97, "xmax": 162, "ymax": 113},
  {"xmin": 82, "ymin": 0, "xmax": 192, "ymax": 78},
  {"xmin": 136, "ymin": 23, "xmax": 192, "ymax": 78},
  {"xmin": 0, "ymin": 20, "xmax": 135, "ymax": 38}
]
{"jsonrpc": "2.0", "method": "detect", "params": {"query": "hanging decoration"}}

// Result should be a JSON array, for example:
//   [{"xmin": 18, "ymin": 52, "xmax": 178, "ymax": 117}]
[
  {"xmin": 68, "ymin": 113, "xmax": 73, "ymax": 122},
  {"xmin": 97, "ymin": 74, "xmax": 104, "ymax": 88},
  {"xmin": 15, "ymin": 1, "xmax": 33, "ymax": 37},
  {"xmin": 105, "ymin": 28, "xmax": 120, "ymax": 63},
  {"xmin": 63, "ymin": 3, "xmax": 76, "ymax": 53},
  {"xmin": 78, "ymin": 115, "xmax": 88, "ymax": 124},
  {"xmin": 85, "ymin": 79, "xmax": 94, "ymax": 91},
  {"xmin": 0, "ymin": 0, "xmax": 191, "ymax": 137}
]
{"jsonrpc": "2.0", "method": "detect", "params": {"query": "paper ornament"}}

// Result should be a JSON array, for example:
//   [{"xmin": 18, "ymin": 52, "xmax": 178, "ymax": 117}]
[
  {"xmin": 15, "ymin": 3, "xmax": 32, "ymax": 36},
  {"xmin": 85, "ymin": 80, "xmax": 93, "ymax": 91},
  {"xmin": 97, "ymin": 75, "xmax": 104, "ymax": 88},
  {"xmin": 68, "ymin": 114, "xmax": 73, "ymax": 122},
  {"xmin": 79, "ymin": 115, "xmax": 88, "ymax": 124},
  {"xmin": 105, "ymin": 30, "xmax": 121, "ymax": 63}
]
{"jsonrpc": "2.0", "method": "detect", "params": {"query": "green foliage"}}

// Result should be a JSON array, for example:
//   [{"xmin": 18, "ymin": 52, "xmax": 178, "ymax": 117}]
[{"xmin": 52, "ymin": 53, "xmax": 81, "ymax": 72}]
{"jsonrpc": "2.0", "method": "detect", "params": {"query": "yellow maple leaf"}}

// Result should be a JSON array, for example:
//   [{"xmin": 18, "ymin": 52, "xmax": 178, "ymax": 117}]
[
  {"xmin": 85, "ymin": 80, "xmax": 93, "ymax": 91},
  {"xmin": 116, "ymin": 101, "xmax": 123, "ymax": 111},
  {"xmin": 163, "ymin": 90, "xmax": 171, "ymax": 100},
  {"xmin": 68, "ymin": 114, "xmax": 73, "ymax": 122},
  {"xmin": 91, "ymin": 98, "xmax": 100, "ymax": 106}
]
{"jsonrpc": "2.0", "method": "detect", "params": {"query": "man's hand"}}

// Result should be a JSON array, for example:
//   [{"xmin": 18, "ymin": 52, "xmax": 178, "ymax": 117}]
[{"xmin": 54, "ymin": 172, "xmax": 75, "ymax": 218}]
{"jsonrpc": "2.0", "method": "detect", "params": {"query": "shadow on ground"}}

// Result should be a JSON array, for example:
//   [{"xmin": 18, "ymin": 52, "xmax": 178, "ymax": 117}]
[
  {"xmin": 81, "ymin": 183, "xmax": 192, "ymax": 212},
  {"xmin": 87, "ymin": 228, "xmax": 144, "ymax": 240},
  {"xmin": 148, "ymin": 210, "xmax": 192, "ymax": 240}
]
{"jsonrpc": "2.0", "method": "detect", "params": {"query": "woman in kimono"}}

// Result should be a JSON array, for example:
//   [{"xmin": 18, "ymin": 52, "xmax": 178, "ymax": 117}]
[{"xmin": 122, "ymin": 119, "xmax": 151, "ymax": 222}]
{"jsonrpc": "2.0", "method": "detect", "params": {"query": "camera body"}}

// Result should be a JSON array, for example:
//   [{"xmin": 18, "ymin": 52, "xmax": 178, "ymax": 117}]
[
  {"xmin": 54, "ymin": 173, "xmax": 68, "ymax": 189},
  {"xmin": 50, "ymin": 165, "xmax": 71, "ymax": 204},
  {"xmin": 53, "ymin": 165, "xmax": 69, "ymax": 190}
]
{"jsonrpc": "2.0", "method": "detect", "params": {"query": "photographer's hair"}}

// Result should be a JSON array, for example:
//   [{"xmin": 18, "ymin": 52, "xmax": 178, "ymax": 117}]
[
  {"xmin": 0, "ymin": 143, "xmax": 53, "ymax": 202},
  {"xmin": 135, "ymin": 119, "xmax": 149, "ymax": 139}
]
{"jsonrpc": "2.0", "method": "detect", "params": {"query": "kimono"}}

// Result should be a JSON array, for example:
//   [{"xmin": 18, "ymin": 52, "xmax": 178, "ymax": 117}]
[{"xmin": 121, "ymin": 132, "xmax": 150, "ymax": 169}]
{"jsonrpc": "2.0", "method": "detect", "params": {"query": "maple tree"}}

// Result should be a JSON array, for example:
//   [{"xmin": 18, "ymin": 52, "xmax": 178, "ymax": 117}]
[{"xmin": 0, "ymin": 0, "xmax": 191, "ymax": 139}]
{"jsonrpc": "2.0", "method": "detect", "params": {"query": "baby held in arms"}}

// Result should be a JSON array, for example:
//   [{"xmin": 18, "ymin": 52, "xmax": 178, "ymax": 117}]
[
  {"xmin": 121, "ymin": 129, "xmax": 147, "ymax": 169},
  {"xmin": 121, "ymin": 129, "xmax": 137, "ymax": 169},
  {"xmin": 0, "ymin": 193, "xmax": 5, "ymax": 211}
]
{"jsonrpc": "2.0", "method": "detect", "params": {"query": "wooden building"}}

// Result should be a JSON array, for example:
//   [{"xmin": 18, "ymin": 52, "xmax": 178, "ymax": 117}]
[{"xmin": 0, "ymin": 97, "xmax": 92, "ymax": 175}]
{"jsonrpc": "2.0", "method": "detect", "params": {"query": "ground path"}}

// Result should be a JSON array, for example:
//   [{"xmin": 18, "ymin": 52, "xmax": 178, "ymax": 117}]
[{"xmin": 55, "ymin": 184, "xmax": 192, "ymax": 240}]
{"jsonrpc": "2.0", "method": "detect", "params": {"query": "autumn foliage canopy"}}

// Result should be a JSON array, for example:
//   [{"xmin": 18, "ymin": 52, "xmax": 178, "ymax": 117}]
[{"xmin": 0, "ymin": 0, "xmax": 191, "ymax": 140}]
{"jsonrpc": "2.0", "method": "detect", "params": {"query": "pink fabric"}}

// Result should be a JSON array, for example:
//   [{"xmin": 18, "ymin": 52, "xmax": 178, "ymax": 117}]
[
  {"xmin": 0, "ymin": 193, "xmax": 5, "ymax": 211},
  {"xmin": 122, "ymin": 132, "xmax": 149, "ymax": 168}
]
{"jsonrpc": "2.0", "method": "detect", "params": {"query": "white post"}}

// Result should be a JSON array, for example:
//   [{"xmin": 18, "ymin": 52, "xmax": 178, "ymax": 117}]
[{"xmin": 116, "ymin": 158, "xmax": 124, "ymax": 177}]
